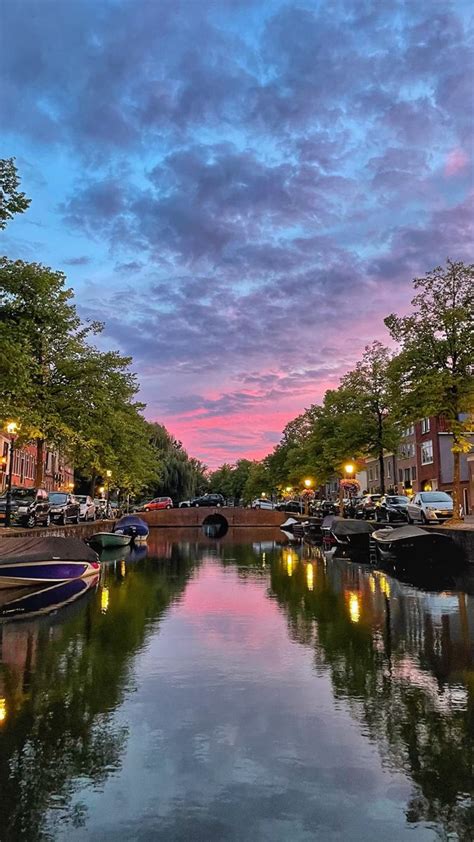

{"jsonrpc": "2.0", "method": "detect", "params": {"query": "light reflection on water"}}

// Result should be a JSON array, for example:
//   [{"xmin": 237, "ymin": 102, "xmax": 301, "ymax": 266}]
[{"xmin": 0, "ymin": 527, "xmax": 472, "ymax": 841}]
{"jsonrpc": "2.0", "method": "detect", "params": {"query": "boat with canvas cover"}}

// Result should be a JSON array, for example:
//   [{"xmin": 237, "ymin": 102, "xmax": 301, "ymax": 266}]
[
  {"xmin": 372, "ymin": 524, "xmax": 460, "ymax": 566},
  {"xmin": 0, "ymin": 574, "xmax": 99, "ymax": 620},
  {"xmin": 0, "ymin": 536, "xmax": 100, "ymax": 587},
  {"xmin": 323, "ymin": 517, "xmax": 374, "ymax": 554},
  {"xmin": 114, "ymin": 515, "xmax": 149, "ymax": 542},
  {"xmin": 89, "ymin": 532, "xmax": 131, "ymax": 549}
]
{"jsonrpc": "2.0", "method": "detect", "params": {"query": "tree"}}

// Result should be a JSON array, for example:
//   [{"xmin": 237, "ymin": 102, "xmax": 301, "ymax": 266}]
[
  {"xmin": 333, "ymin": 342, "xmax": 399, "ymax": 493},
  {"xmin": 147, "ymin": 423, "xmax": 207, "ymax": 501},
  {"xmin": 0, "ymin": 157, "xmax": 31, "ymax": 228},
  {"xmin": 0, "ymin": 258, "xmax": 157, "ymax": 492},
  {"xmin": 385, "ymin": 259, "xmax": 474, "ymax": 519}
]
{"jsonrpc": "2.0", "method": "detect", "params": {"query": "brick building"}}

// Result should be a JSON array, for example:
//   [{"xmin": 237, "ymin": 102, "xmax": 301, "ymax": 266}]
[{"xmin": 0, "ymin": 435, "xmax": 74, "ymax": 493}]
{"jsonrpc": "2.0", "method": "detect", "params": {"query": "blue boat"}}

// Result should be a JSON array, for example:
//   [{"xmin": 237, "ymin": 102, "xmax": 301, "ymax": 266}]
[
  {"xmin": 114, "ymin": 515, "xmax": 149, "ymax": 542},
  {"xmin": 0, "ymin": 536, "xmax": 100, "ymax": 587}
]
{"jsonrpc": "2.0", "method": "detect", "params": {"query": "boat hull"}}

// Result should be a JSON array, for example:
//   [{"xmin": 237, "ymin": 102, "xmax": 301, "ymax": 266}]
[
  {"xmin": 0, "ymin": 559, "xmax": 101, "ymax": 587},
  {"xmin": 90, "ymin": 532, "xmax": 131, "ymax": 548}
]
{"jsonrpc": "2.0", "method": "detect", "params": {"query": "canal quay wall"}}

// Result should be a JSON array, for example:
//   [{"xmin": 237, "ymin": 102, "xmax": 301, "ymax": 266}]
[{"xmin": 1, "ymin": 519, "xmax": 116, "ymax": 540}]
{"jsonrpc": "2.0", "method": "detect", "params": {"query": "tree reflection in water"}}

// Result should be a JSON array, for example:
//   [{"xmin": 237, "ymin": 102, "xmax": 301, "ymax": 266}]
[
  {"xmin": 269, "ymin": 547, "xmax": 474, "ymax": 840},
  {"xmin": 0, "ymin": 552, "xmax": 197, "ymax": 841}
]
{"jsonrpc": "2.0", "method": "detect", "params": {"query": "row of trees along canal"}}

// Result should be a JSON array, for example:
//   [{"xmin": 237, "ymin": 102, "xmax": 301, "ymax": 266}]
[
  {"xmin": 0, "ymin": 158, "xmax": 207, "ymax": 502},
  {"xmin": 207, "ymin": 261, "xmax": 473, "ymax": 521}
]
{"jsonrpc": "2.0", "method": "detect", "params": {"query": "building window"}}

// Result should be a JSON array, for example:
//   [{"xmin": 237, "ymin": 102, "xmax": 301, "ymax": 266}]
[
  {"xmin": 402, "ymin": 424, "xmax": 415, "ymax": 437},
  {"xmin": 368, "ymin": 468, "xmax": 373, "ymax": 481},
  {"xmin": 421, "ymin": 440, "xmax": 433, "ymax": 465},
  {"xmin": 421, "ymin": 417, "xmax": 431, "ymax": 434},
  {"xmin": 398, "ymin": 469, "xmax": 403, "ymax": 482},
  {"xmin": 386, "ymin": 461, "xmax": 392, "ymax": 479},
  {"xmin": 404, "ymin": 468, "xmax": 411, "ymax": 483},
  {"xmin": 412, "ymin": 466, "xmax": 417, "ymax": 481}
]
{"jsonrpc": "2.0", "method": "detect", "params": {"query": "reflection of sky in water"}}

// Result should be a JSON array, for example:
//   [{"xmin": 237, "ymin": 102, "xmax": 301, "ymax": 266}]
[
  {"xmin": 53, "ymin": 547, "xmax": 473, "ymax": 840},
  {"xmin": 0, "ymin": 536, "xmax": 472, "ymax": 841}
]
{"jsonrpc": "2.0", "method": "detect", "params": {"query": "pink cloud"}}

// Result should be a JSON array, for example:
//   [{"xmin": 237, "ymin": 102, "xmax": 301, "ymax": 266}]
[{"xmin": 445, "ymin": 147, "xmax": 469, "ymax": 176}]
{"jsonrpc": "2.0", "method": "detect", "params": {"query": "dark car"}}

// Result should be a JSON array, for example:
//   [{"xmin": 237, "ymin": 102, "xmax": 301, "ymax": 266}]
[
  {"xmin": 190, "ymin": 494, "xmax": 225, "ymax": 507},
  {"xmin": 48, "ymin": 492, "xmax": 80, "ymax": 524},
  {"xmin": 375, "ymin": 495, "xmax": 410, "ymax": 523},
  {"xmin": 276, "ymin": 499, "xmax": 304, "ymax": 514},
  {"xmin": 0, "ymin": 487, "xmax": 50, "ymax": 528},
  {"xmin": 355, "ymin": 494, "xmax": 382, "ymax": 520}
]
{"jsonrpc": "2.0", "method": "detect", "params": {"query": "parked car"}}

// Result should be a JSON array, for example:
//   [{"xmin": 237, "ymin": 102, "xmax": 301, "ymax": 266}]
[
  {"xmin": 355, "ymin": 494, "xmax": 382, "ymax": 520},
  {"xmin": 48, "ymin": 492, "xmax": 80, "ymax": 525},
  {"xmin": 375, "ymin": 495, "xmax": 410, "ymax": 523},
  {"xmin": 190, "ymin": 494, "xmax": 225, "ymax": 507},
  {"xmin": 178, "ymin": 499, "xmax": 191, "ymax": 508},
  {"xmin": 0, "ymin": 487, "xmax": 51, "ymax": 528},
  {"xmin": 143, "ymin": 496, "xmax": 173, "ymax": 511},
  {"xmin": 251, "ymin": 498, "xmax": 275, "ymax": 510},
  {"xmin": 276, "ymin": 499, "xmax": 304, "ymax": 514},
  {"xmin": 406, "ymin": 491, "xmax": 453, "ymax": 524},
  {"xmin": 76, "ymin": 495, "xmax": 96, "ymax": 521}
]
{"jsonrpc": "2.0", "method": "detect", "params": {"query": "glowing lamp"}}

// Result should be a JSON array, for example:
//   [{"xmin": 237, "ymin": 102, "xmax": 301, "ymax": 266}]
[
  {"xmin": 6, "ymin": 421, "xmax": 18, "ymax": 435},
  {"xmin": 344, "ymin": 463, "xmax": 354, "ymax": 475},
  {"xmin": 0, "ymin": 698, "xmax": 6, "ymax": 723},
  {"xmin": 304, "ymin": 478, "xmax": 313, "ymax": 488}
]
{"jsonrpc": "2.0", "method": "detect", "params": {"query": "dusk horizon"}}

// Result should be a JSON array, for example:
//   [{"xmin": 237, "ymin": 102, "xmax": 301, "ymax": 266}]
[{"xmin": 2, "ymin": 0, "xmax": 473, "ymax": 468}]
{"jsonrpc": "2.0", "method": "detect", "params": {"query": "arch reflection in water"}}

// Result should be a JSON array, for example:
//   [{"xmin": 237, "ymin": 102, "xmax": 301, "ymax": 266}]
[{"xmin": 201, "ymin": 514, "xmax": 229, "ymax": 539}]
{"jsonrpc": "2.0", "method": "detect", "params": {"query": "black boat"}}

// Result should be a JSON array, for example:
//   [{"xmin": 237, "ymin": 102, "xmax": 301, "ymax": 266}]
[
  {"xmin": 372, "ymin": 525, "xmax": 461, "ymax": 567},
  {"xmin": 303, "ymin": 516, "xmax": 324, "ymax": 541},
  {"xmin": 323, "ymin": 517, "xmax": 374, "ymax": 555}
]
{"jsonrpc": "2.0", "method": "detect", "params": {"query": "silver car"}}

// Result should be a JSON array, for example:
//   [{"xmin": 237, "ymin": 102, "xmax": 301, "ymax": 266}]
[
  {"xmin": 77, "ymin": 495, "xmax": 96, "ymax": 521},
  {"xmin": 406, "ymin": 491, "xmax": 453, "ymax": 524}
]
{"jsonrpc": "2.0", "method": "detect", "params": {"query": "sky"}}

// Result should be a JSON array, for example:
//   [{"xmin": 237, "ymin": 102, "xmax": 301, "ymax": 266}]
[{"xmin": 1, "ymin": 0, "xmax": 473, "ymax": 468}]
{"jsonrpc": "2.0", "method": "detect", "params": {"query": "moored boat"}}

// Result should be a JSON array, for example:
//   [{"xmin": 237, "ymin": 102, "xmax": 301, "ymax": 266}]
[
  {"xmin": 114, "ymin": 515, "xmax": 149, "ymax": 542},
  {"xmin": 89, "ymin": 532, "xmax": 132, "ymax": 549},
  {"xmin": 0, "ymin": 537, "xmax": 100, "ymax": 587},
  {"xmin": 372, "ymin": 525, "xmax": 461, "ymax": 567},
  {"xmin": 323, "ymin": 517, "xmax": 374, "ymax": 555}
]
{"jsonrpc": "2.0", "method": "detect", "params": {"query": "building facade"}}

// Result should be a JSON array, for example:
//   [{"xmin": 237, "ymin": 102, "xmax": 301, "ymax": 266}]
[{"xmin": 0, "ymin": 436, "xmax": 74, "ymax": 493}]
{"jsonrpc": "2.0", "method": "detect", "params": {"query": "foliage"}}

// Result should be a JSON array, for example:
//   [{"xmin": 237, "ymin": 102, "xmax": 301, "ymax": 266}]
[
  {"xmin": 0, "ymin": 157, "xmax": 31, "ymax": 229},
  {"xmin": 146, "ymin": 423, "xmax": 207, "ymax": 502},
  {"xmin": 0, "ymin": 258, "xmax": 156, "ymax": 491},
  {"xmin": 386, "ymin": 259, "xmax": 474, "ymax": 513}
]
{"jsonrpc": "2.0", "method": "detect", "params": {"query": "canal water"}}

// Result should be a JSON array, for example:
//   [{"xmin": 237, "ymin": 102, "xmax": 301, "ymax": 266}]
[{"xmin": 0, "ymin": 528, "xmax": 473, "ymax": 841}]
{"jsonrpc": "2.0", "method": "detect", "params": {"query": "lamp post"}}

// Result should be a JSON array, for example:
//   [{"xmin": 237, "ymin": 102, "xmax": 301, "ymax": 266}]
[
  {"xmin": 341, "ymin": 463, "xmax": 355, "ymax": 517},
  {"xmin": 5, "ymin": 422, "xmax": 18, "ymax": 528},
  {"xmin": 303, "ymin": 478, "xmax": 313, "ymax": 516},
  {"xmin": 106, "ymin": 470, "xmax": 112, "ymax": 517}
]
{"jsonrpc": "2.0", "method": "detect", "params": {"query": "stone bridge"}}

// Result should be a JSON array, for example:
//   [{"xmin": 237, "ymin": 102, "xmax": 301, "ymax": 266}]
[{"xmin": 140, "ymin": 506, "xmax": 285, "ymax": 529}]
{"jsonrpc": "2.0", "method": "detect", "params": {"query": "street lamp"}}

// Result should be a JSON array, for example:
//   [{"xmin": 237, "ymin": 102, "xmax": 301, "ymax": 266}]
[
  {"xmin": 303, "ymin": 478, "xmax": 313, "ymax": 515},
  {"xmin": 341, "ymin": 462, "xmax": 356, "ymax": 517},
  {"xmin": 106, "ymin": 470, "xmax": 112, "ymax": 516},
  {"xmin": 4, "ymin": 421, "xmax": 18, "ymax": 528}
]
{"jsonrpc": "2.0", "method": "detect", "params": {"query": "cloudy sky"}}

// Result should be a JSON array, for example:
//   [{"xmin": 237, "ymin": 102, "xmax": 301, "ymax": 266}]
[{"xmin": 1, "ymin": 0, "xmax": 473, "ymax": 467}]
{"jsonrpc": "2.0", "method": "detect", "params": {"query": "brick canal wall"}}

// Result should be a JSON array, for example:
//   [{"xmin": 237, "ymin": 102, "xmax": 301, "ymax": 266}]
[
  {"xmin": 0, "ymin": 519, "xmax": 116, "ymax": 540},
  {"xmin": 140, "ymin": 507, "xmax": 286, "ymax": 528}
]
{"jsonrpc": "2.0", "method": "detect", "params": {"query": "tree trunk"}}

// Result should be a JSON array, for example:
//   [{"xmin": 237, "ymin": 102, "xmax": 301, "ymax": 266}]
[
  {"xmin": 35, "ymin": 438, "xmax": 45, "ymax": 487},
  {"xmin": 376, "ymin": 409, "xmax": 385, "ymax": 493},
  {"xmin": 449, "ymin": 446, "xmax": 463, "ymax": 523},
  {"xmin": 379, "ymin": 448, "xmax": 385, "ymax": 494},
  {"xmin": 89, "ymin": 473, "xmax": 96, "ymax": 497}
]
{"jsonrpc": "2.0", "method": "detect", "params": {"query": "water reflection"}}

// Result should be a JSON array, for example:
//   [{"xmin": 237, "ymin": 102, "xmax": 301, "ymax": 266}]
[
  {"xmin": 0, "ymin": 531, "xmax": 472, "ymax": 840},
  {"xmin": 270, "ymin": 548, "xmax": 474, "ymax": 838}
]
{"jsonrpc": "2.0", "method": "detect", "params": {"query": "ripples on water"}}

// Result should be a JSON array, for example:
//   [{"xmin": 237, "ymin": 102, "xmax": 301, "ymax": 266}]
[{"xmin": 0, "ymin": 528, "xmax": 473, "ymax": 841}]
